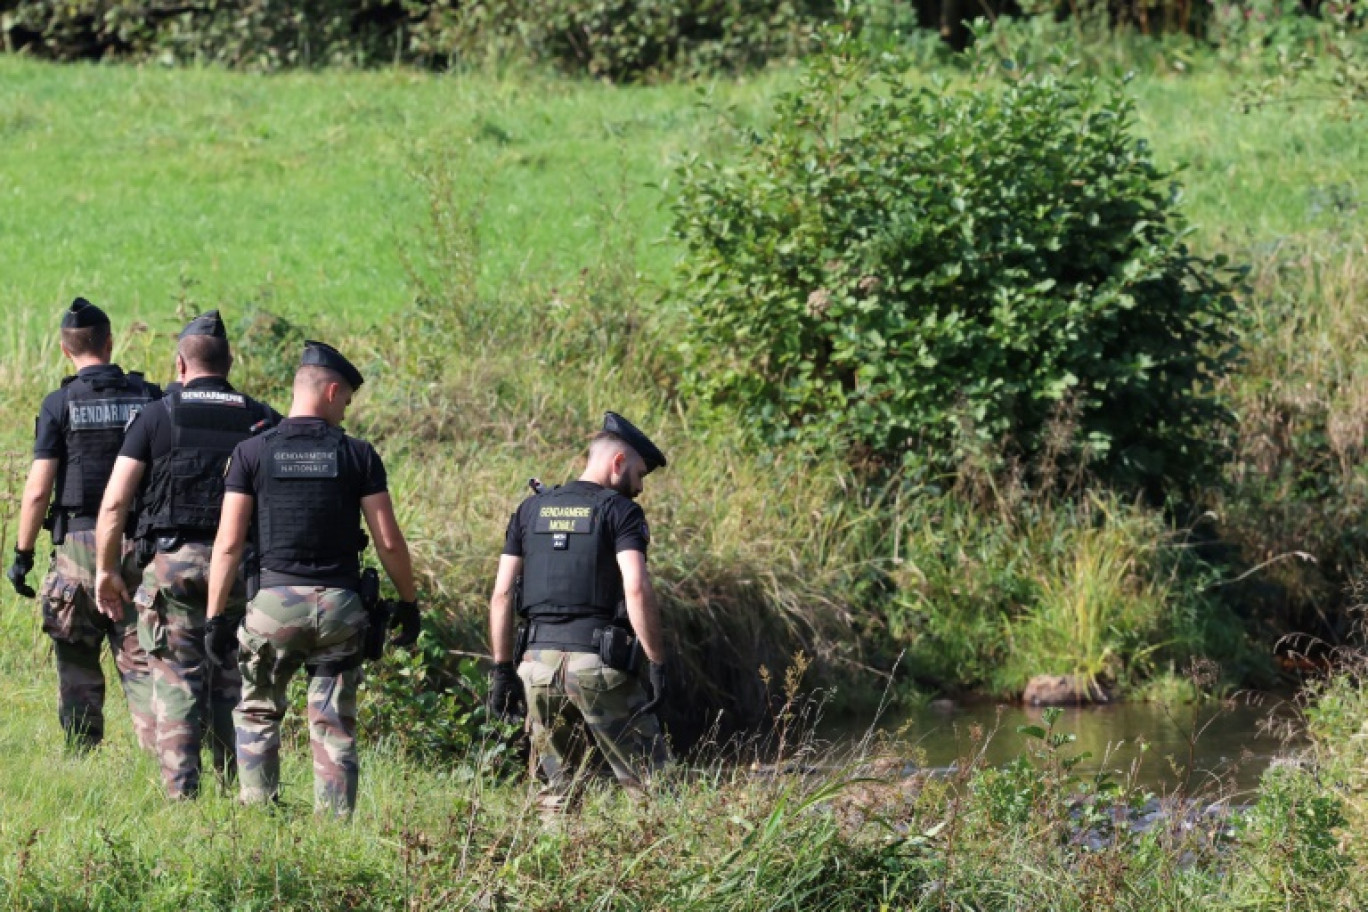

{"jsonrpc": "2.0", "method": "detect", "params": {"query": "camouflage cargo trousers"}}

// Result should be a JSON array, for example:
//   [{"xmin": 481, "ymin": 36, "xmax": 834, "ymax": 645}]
[
  {"xmin": 235, "ymin": 586, "xmax": 367, "ymax": 815},
  {"xmin": 38, "ymin": 529, "xmax": 155, "ymax": 751},
  {"xmin": 519, "ymin": 648, "xmax": 670, "ymax": 812},
  {"xmin": 134, "ymin": 541, "xmax": 245, "ymax": 799}
]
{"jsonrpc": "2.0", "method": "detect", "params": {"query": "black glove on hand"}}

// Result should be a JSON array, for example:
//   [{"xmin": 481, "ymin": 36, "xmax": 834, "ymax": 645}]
[
  {"xmin": 389, "ymin": 599, "xmax": 421, "ymax": 648},
  {"xmin": 488, "ymin": 661, "xmax": 525, "ymax": 721},
  {"xmin": 205, "ymin": 614, "xmax": 243, "ymax": 671},
  {"xmin": 639, "ymin": 661, "xmax": 668, "ymax": 715},
  {"xmin": 6, "ymin": 548, "xmax": 36, "ymax": 599}
]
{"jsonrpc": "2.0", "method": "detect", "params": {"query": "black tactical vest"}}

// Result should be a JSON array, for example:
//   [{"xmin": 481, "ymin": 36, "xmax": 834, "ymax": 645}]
[
  {"xmin": 256, "ymin": 422, "xmax": 364, "ymax": 576},
  {"xmin": 520, "ymin": 486, "xmax": 624, "ymax": 620},
  {"xmin": 55, "ymin": 371, "xmax": 157, "ymax": 517},
  {"xmin": 136, "ymin": 387, "xmax": 271, "ymax": 540}
]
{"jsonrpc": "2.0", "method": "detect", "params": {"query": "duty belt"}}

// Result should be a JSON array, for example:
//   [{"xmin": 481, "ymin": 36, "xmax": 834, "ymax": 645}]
[{"xmin": 525, "ymin": 616, "xmax": 613, "ymax": 653}]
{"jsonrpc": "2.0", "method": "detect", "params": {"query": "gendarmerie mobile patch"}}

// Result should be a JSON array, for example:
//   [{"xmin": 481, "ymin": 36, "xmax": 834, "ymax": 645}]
[
  {"xmin": 534, "ymin": 505, "xmax": 593, "ymax": 535},
  {"xmin": 271, "ymin": 448, "xmax": 339, "ymax": 478}
]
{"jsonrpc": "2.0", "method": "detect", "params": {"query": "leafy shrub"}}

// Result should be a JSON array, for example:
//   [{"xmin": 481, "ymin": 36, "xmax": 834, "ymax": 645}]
[{"xmin": 671, "ymin": 34, "xmax": 1241, "ymax": 492}]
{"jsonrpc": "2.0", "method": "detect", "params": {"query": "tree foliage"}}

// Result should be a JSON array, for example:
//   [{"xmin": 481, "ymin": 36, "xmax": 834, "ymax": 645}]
[{"xmin": 0, "ymin": 0, "xmax": 833, "ymax": 75}]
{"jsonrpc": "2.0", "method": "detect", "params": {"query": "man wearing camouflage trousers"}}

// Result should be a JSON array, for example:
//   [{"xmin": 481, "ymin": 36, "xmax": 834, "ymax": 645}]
[
  {"xmin": 487, "ymin": 412, "xmax": 673, "ymax": 815},
  {"xmin": 94, "ymin": 310, "xmax": 279, "ymax": 799},
  {"xmin": 5, "ymin": 298, "xmax": 157, "ymax": 751},
  {"xmin": 206, "ymin": 340, "xmax": 420, "ymax": 815}
]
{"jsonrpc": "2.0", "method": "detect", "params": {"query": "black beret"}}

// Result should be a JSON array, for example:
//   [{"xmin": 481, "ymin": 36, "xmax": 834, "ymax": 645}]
[
  {"xmin": 301, "ymin": 339, "xmax": 364, "ymax": 390},
  {"xmin": 61, "ymin": 297, "xmax": 109, "ymax": 329},
  {"xmin": 603, "ymin": 411, "xmax": 667, "ymax": 472},
  {"xmin": 179, "ymin": 309, "xmax": 227, "ymax": 339}
]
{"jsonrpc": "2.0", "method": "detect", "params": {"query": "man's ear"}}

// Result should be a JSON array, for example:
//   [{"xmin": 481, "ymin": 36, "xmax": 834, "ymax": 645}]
[
  {"xmin": 174, "ymin": 353, "xmax": 187, "ymax": 379},
  {"xmin": 103, "ymin": 334, "xmax": 115, "ymax": 359}
]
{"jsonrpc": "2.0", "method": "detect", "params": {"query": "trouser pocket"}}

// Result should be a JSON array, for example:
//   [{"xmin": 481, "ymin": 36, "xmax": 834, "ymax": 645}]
[
  {"xmin": 134, "ymin": 587, "xmax": 167, "ymax": 655},
  {"xmin": 40, "ymin": 573, "xmax": 100, "ymax": 643}
]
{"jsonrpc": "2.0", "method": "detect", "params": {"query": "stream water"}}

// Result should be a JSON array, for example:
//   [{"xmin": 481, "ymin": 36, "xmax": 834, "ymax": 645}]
[{"xmin": 828, "ymin": 696, "xmax": 1306, "ymax": 795}]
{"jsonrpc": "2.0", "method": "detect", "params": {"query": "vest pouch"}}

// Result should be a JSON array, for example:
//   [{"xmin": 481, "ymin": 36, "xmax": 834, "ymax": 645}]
[
  {"xmin": 595, "ymin": 625, "xmax": 640, "ymax": 673},
  {"xmin": 39, "ymin": 573, "xmax": 100, "ymax": 643},
  {"xmin": 167, "ymin": 450, "xmax": 227, "ymax": 531},
  {"xmin": 58, "ymin": 455, "xmax": 86, "ymax": 511}
]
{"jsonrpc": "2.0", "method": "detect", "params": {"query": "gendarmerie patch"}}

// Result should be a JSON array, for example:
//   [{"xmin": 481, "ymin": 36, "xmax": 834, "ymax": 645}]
[
  {"xmin": 179, "ymin": 390, "xmax": 247, "ymax": 408},
  {"xmin": 534, "ymin": 504, "xmax": 593, "ymax": 535},
  {"xmin": 67, "ymin": 398, "xmax": 145, "ymax": 430},
  {"xmin": 271, "ymin": 448, "xmax": 339, "ymax": 478}
]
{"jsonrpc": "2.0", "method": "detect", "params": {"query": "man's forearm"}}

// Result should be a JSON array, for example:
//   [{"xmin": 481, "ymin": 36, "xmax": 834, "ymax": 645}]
[
  {"xmin": 206, "ymin": 544, "xmax": 244, "ymax": 618},
  {"xmin": 376, "ymin": 540, "xmax": 417, "ymax": 603},
  {"xmin": 490, "ymin": 590, "xmax": 517, "ymax": 663},
  {"xmin": 16, "ymin": 464, "xmax": 55, "ymax": 552},
  {"xmin": 624, "ymin": 578, "xmax": 665, "ymax": 665},
  {"xmin": 93, "ymin": 497, "xmax": 130, "ymax": 577}
]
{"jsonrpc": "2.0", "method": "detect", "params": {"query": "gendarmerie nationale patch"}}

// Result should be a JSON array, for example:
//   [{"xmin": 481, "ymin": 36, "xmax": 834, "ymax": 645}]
[
  {"xmin": 271, "ymin": 448, "xmax": 339, "ymax": 478},
  {"xmin": 180, "ymin": 390, "xmax": 247, "ymax": 408},
  {"xmin": 534, "ymin": 504, "xmax": 593, "ymax": 535},
  {"xmin": 68, "ymin": 398, "xmax": 143, "ymax": 430}
]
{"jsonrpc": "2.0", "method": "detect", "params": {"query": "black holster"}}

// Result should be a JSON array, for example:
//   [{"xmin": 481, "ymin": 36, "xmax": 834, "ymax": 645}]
[
  {"xmin": 360, "ymin": 567, "xmax": 390, "ymax": 662},
  {"xmin": 514, "ymin": 621, "xmax": 531, "ymax": 664},
  {"xmin": 244, "ymin": 546, "xmax": 260, "ymax": 602},
  {"xmin": 594, "ymin": 625, "xmax": 642, "ymax": 673},
  {"xmin": 45, "ymin": 510, "xmax": 68, "ymax": 547},
  {"xmin": 135, "ymin": 537, "xmax": 157, "ymax": 569}
]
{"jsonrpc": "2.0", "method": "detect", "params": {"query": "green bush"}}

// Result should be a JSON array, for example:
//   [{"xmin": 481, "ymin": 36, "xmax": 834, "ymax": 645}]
[{"xmin": 671, "ymin": 35, "xmax": 1241, "ymax": 492}]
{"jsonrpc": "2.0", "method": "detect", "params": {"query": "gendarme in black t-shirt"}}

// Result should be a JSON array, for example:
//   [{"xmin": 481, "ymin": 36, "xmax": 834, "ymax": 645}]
[
  {"xmin": 224, "ymin": 417, "xmax": 387, "ymax": 587},
  {"xmin": 120, "ymin": 376, "xmax": 280, "ymax": 464},
  {"xmin": 502, "ymin": 480, "xmax": 650, "ymax": 558}
]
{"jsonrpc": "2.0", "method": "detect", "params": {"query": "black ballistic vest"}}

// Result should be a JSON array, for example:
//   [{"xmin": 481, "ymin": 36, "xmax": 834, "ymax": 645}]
[
  {"xmin": 256, "ymin": 423, "xmax": 364, "ymax": 577},
  {"xmin": 521, "ymin": 486, "xmax": 625, "ymax": 620},
  {"xmin": 137, "ymin": 387, "xmax": 271, "ymax": 540},
  {"xmin": 55, "ymin": 371, "xmax": 157, "ymax": 517}
]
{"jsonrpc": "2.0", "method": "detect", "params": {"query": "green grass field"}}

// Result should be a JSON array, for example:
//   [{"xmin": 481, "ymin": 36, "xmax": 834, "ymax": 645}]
[
  {"xmin": 2, "ymin": 48, "xmax": 1367, "ymax": 908},
  {"xmin": 1, "ymin": 56, "xmax": 1360, "ymax": 338}
]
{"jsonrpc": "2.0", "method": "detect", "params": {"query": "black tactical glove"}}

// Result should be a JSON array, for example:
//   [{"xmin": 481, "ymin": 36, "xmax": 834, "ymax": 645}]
[
  {"xmin": 6, "ymin": 548, "xmax": 36, "ymax": 599},
  {"xmin": 389, "ymin": 599, "xmax": 421, "ymax": 648},
  {"xmin": 488, "ymin": 661, "xmax": 525, "ymax": 721},
  {"xmin": 639, "ymin": 661, "xmax": 669, "ymax": 716},
  {"xmin": 205, "ymin": 614, "xmax": 243, "ymax": 671}
]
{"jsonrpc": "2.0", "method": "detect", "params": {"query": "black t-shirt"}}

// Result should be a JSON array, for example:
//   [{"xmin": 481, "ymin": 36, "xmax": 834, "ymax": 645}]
[
  {"xmin": 32, "ymin": 364, "xmax": 160, "ymax": 459},
  {"xmin": 502, "ymin": 480, "xmax": 650, "ymax": 558},
  {"xmin": 119, "ymin": 376, "xmax": 280, "ymax": 464},
  {"xmin": 224, "ymin": 417, "xmax": 388, "ymax": 583}
]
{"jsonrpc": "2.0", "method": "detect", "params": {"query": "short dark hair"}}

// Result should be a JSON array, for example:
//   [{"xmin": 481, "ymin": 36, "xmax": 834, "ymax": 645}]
[
  {"xmin": 589, "ymin": 431, "xmax": 638, "ymax": 462},
  {"xmin": 295, "ymin": 363, "xmax": 351, "ymax": 392},
  {"xmin": 178, "ymin": 334, "xmax": 232, "ymax": 375},
  {"xmin": 61, "ymin": 324, "xmax": 110, "ymax": 357}
]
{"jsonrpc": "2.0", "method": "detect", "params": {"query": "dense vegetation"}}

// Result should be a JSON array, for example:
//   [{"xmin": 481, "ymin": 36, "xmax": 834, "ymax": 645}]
[{"xmin": 674, "ymin": 36, "xmax": 1240, "ymax": 493}]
